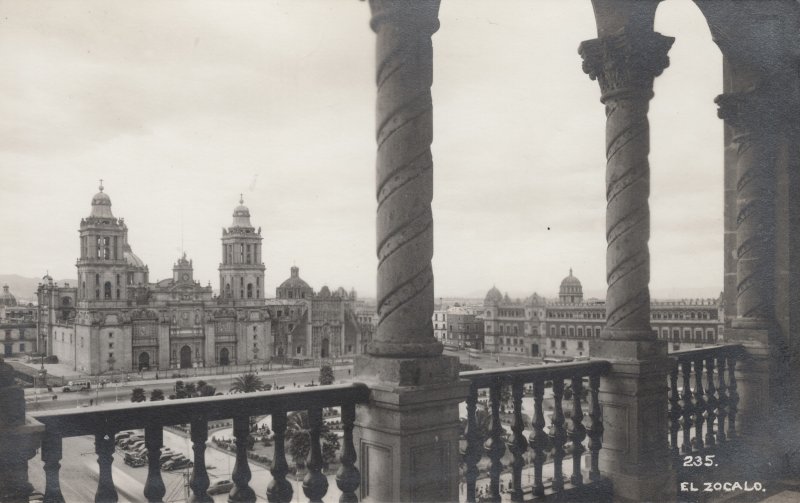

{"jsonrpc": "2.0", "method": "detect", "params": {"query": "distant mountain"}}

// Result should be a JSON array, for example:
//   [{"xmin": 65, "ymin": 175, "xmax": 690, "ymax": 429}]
[{"xmin": 0, "ymin": 274, "xmax": 77, "ymax": 303}]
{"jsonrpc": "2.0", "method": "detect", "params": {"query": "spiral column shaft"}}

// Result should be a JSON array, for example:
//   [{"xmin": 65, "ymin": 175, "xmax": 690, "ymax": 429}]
[
  {"xmin": 579, "ymin": 31, "xmax": 673, "ymax": 340},
  {"xmin": 368, "ymin": 0, "xmax": 442, "ymax": 357}
]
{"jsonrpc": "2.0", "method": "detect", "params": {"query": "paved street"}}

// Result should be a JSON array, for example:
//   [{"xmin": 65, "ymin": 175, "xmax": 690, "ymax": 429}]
[{"xmin": 25, "ymin": 366, "xmax": 353, "ymax": 412}]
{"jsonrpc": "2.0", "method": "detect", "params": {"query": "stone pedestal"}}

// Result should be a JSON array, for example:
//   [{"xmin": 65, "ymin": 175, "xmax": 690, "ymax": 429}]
[
  {"xmin": 591, "ymin": 339, "xmax": 675, "ymax": 502},
  {"xmin": 354, "ymin": 355, "xmax": 468, "ymax": 502},
  {"xmin": 0, "ymin": 361, "xmax": 44, "ymax": 503}
]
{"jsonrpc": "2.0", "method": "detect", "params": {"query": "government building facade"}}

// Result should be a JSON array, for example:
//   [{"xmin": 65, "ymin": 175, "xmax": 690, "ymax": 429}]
[
  {"xmin": 482, "ymin": 269, "xmax": 724, "ymax": 358},
  {"xmin": 36, "ymin": 185, "xmax": 362, "ymax": 375}
]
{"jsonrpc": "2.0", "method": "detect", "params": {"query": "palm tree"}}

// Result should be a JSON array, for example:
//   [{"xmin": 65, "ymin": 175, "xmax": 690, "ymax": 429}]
[
  {"xmin": 286, "ymin": 411, "xmax": 312, "ymax": 469},
  {"xmin": 130, "ymin": 387, "xmax": 146, "ymax": 402},
  {"xmin": 286, "ymin": 411, "xmax": 339, "ymax": 470},
  {"xmin": 230, "ymin": 373, "xmax": 265, "ymax": 393}
]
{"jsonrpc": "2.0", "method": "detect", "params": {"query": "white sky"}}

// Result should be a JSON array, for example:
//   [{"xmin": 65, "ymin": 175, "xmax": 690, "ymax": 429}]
[{"xmin": 0, "ymin": 0, "xmax": 723, "ymax": 300}]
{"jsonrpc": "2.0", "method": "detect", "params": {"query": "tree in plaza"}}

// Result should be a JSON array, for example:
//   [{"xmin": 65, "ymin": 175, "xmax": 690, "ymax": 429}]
[
  {"xmin": 197, "ymin": 380, "xmax": 216, "ymax": 397},
  {"xmin": 130, "ymin": 387, "xmax": 146, "ymax": 402},
  {"xmin": 174, "ymin": 380, "xmax": 187, "ymax": 398},
  {"xmin": 183, "ymin": 382, "xmax": 198, "ymax": 398},
  {"xmin": 286, "ymin": 411, "xmax": 312, "ymax": 469},
  {"xmin": 230, "ymin": 373, "xmax": 265, "ymax": 393},
  {"xmin": 321, "ymin": 431, "xmax": 340, "ymax": 467},
  {"xmin": 319, "ymin": 364, "xmax": 334, "ymax": 385},
  {"xmin": 286, "ymin": 410, "xmax": 339, "ymax": 470},
  {"xmin": 150, "ymin": 388, "xmax": 165, "ymax": 401}
]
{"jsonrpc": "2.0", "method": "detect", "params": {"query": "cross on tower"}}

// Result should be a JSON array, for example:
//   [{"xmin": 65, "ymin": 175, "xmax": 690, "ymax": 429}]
[{"xmin": 99, "ymin": 179, "xmax": 104, "ymax": 192}]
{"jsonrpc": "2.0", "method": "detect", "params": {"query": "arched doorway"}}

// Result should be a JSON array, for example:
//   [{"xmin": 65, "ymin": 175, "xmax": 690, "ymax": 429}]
[
  {"xmin": 180, "ymin": 345, "xmax": 192, "ymax": 369},
  {"xmin": 219, "ymin": 347, "xmax": 230, "ymax": 366},
  {"xmin": 138, "ymin": 351, "xmax": 150, "ymax": 370},
  {"xmin": 321, "ymin": 338, "xmax": 330, "ymax": 358}
]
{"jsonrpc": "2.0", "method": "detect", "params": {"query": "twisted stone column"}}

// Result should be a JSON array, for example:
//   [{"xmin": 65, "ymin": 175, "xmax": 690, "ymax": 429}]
[
  {"xmin": 579, "ymin": 31, "xmax": 673, "ymax": 340},
  {"xmin": 368, "ymin": 0, "xmax": 441, "ymax": 358},
  {"xmin": 715, "ymin": 88, "xmax": 781, "ymax": 330},
  {"xmin": 579, "ymin": 29, "xmax": 676, "ymax": 502}
]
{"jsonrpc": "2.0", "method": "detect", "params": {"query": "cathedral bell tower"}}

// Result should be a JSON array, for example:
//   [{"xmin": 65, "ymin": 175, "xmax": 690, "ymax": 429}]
[
  {"xmin": 219, "ymin": 196, "xmax": 265, "ymax": 302},
  {"xmin": 77, "ymin": 181, "xmax": 128, "ymax": 302}
]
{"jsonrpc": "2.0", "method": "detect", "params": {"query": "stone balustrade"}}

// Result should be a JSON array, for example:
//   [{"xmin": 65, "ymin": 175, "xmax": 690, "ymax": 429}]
[
  {"xmin": 459, "ymin": 360, "xmax": 613, "ymax": 502},
  {"xmin": 29, "ymin": 384, "xmax": 369, "ymax": 503},
  {"xmin": 667, "ymin": 344, "xmax": 744, "ymax": 459}
]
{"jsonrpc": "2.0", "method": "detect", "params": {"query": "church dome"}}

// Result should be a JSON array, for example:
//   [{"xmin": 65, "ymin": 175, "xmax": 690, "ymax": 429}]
[
  {"xmin": 279, "ymin": 266, "xmax": 311, "ymax": 290},
  {"xmin": 0, "ymin": 285, "xmax": 17, "ymax": 307},
  {"xmin": 123, "ymin": 244, "xmax": 146, "ymax": 269},
  {"xmin": 559, "ymin": 268, "xmax": 583, "ymax": 303},
  {"xmin": 89, "ymin": 181, "xmax": 115, "ymax": 219},
  {"xmin": 231, "ymin": 195, "xmax": 253, "ymax": 228},
  {"xmin": 484, "ymin": 285, "xmax": 503, "ymax": 305}
]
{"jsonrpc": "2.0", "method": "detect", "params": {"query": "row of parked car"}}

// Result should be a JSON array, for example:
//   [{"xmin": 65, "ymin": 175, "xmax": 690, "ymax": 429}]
[{"xmin": 116, "ymin": 431, "xmax": 194, "ymax": 471}]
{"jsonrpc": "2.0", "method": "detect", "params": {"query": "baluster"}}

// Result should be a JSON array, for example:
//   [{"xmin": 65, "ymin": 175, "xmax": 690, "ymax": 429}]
[
  {"xmin": 692, "ymin": 359, "xmax": 706, "ymax": 451},
  {"xmin": 587, "ymin": 375, "xmax": 603, "ymax": 482},
  {"xmin": 144, "ymin": 425, "xmax": 166, "ymax": 503},
  {"xmin": 484, "ymin": 379, "xmax": 506, "ymax": 502},
  {"xmin": 529, "ymin": 380, "xmax": 549, "ymax": 497},
  {"xmin": 679, "ymin": 359, "xmax": 694, "ymax": 454},
  {"xmin": 189, "ymin": 417, "xmax": 212, "ymax": 503},
  {"xmin": 510, "ymin": 380, "xmax": 528, "ymax": 501},
  {"xmin": 303, "ymin": 407, "xmax": 329, "ymax": 503},
  {"xmin": 336, "ymin": 403, "xmax": 360, "ymax": 503},
  {"xmin": 267, "ymin": 411, "xmax": 293, "ymax": 503},
  {"xmin": 716, "ymin": 355, "xmax": 728, "ymax": 443},
  {"xmin": 42, "ymin": 429, "xmax": 65, "ymax": 503},
  {"xmin": 668, "ymin": 362, "xmax": 682, "ymax": 463},
  {"xmin": 727, "ymin": 355, "xmax": 739, "ymax": 438},
  {"xmin": 95, "ymin": 431, "xmax": 118, "ymax": 503},
  {"xmin": 230, "ymin": 416, "xmax": 256, "ymax": 502},
  {"xmin": 464, "ymin": 384, "xmax": 481, "ymax": 503},
  {"xmin": 550, "ymin": 378, "xmax": 567, "ymax": 493},
  {"xmin": 568, "ymin": 376, "xmax": 586, "ymax": 486},
  {"xmin": 704, "ymin": 357, "xmax": 717, "ymax": 447}
]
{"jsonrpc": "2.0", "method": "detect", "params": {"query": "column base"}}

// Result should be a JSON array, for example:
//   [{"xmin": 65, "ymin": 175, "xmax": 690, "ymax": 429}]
[
  {"xmin": 355, "ymin": 354, "xmax": 458, "ymax": 387},
  {"xmin": 590, "ymin": 338, "xmax": 675, "ymax": 502},
  {"xmin": 354, "ymin": 380, "xmax": 469, "ymax": 503},
  {"xmin": 366, "ymin": 340, "xmax": 443, "ymax": 358}
]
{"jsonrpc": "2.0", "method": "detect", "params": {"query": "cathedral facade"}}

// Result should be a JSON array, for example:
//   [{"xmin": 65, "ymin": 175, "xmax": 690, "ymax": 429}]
[{"xmin": 37, "ymin": 185, "xmax": 362, "ymax": 375}]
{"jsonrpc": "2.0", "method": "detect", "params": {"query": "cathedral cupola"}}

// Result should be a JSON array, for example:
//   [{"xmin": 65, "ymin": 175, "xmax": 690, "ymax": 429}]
[
  {"xmin": 89, "ymin": 180, "xmax": 115, "ymax": 219},
  {"xmin": 231, "ymin": 195, "xmax": 253, "ymax": 229}
]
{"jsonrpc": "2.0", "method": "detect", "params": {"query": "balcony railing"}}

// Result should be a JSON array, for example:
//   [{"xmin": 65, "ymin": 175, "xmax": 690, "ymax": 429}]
[
  {"xmin": 667, "ymin": 344, "xmax": 745, "ymax": 462},
  {"xmin": 30, "ymin": 383, "xmax": 369, "ymax": 503},
  {"xmin": 459, "ymin": 360, "xmax": 612, "ymax": 502}
]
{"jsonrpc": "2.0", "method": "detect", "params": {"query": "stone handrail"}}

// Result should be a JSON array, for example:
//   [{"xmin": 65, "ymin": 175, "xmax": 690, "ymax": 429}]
[
  {"xmin": 30, "ymin": 383, "xmax": 370, "ymax": 503},
  {"xmin": 459, "ymin": 360, "xmax": 612, "ymax": 502}
]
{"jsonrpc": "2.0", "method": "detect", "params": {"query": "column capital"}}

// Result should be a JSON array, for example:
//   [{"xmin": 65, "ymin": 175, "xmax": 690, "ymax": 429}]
[
  {"xmin": 579, "ymin": 31, "xmax": 674, "ymax": 102},
  {"xmin": 715, "ymin": 85, "xmax": 797, "ymax": 134}
]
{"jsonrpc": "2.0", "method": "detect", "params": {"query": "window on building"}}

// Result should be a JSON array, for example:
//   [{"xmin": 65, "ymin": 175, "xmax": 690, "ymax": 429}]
[
  {"xmin": 560, "ymin": 340, "xmax": 566, "ymax": 349},
  {"xmin": 550, "ymin": 340, "xmax": 556, "ymax": 348},
  {"xmin": 296, "ymin": 346, "xmax": 302, "ymax": 355},
  {"xmin": 578, "ymin": 341, "xmax": 584, "ymax": 350},
  {"xmin": 246, "ymin": 244, "xmax": 252, "ymax": 264},
  {"xmin": 577, "ymin": 327, "xmax": 583, "ymax": 337},
  {"xmin": 20, "ymin": 343, "xmax": 25, "ymax": 352},
  {"xmin": 95, "ymin": 274, "xmax": 100, "ymax": 286},
  {"xmin": 247, "ymin": 283, "xmax": 253, "ymax": 299},
  {"xmin": 550, "ymin": 326, "xmax": 556, "ymax": 336},
  {"xmin": 568, "ymin": 327, "xmax": 574, "ymax": 337},
  {"xmin": 109, "ymin": 342, "xmax": 113, "ymax": 349},
  {"xmin": 560, "ymin": 326, "xmax": 566, "ymax": 336},
  {"xmin": 104, "ymin": 282, "xmax": 112, "ymax": 299}
]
